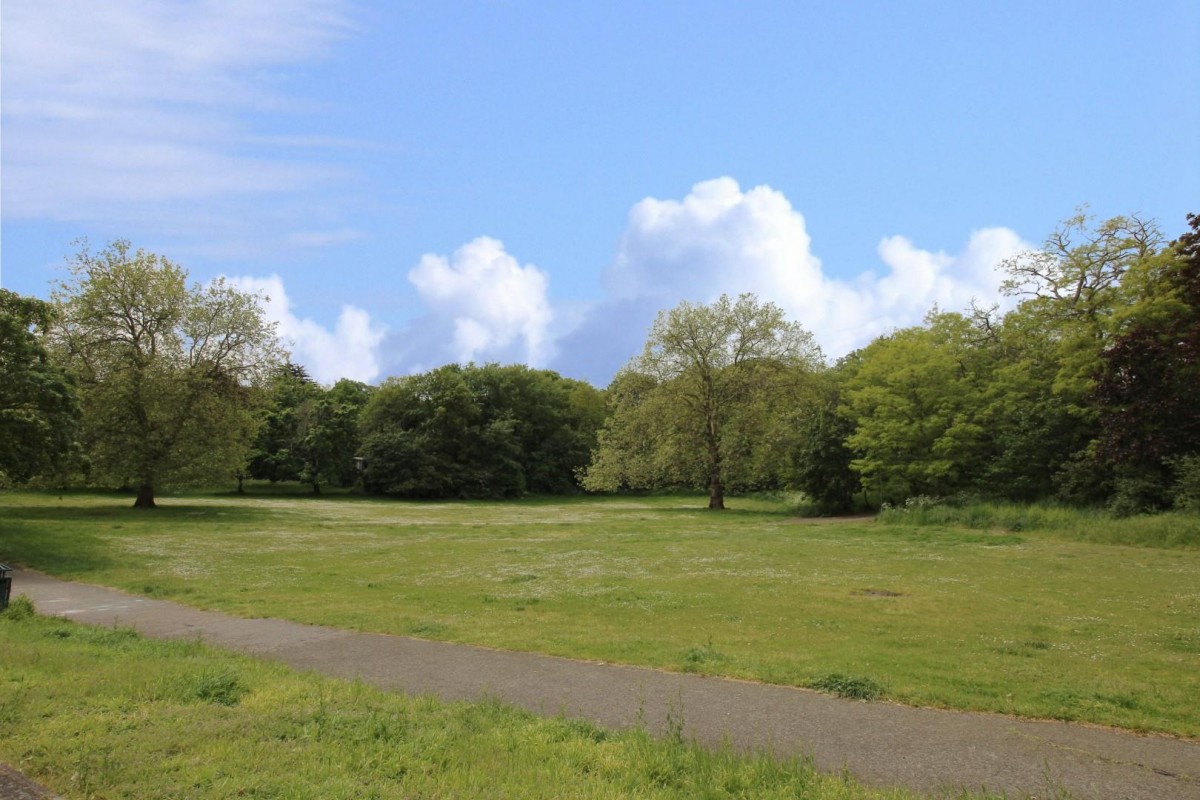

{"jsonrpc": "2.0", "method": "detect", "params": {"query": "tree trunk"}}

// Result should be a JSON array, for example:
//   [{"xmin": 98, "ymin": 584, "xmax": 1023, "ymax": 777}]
[
  {"xmin": 708, "ymin": 476, "xmax": 725, "ymax": 510},
  {"xmin": 706, "ymin": 417, "xmax": 725, "ymax": 510},
  {"xmin": 133, "ymin": 483, "xmax": 157, "ymax": 509}
]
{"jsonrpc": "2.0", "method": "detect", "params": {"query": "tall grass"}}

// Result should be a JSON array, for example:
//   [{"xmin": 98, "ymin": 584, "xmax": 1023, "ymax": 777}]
[
  {"xmin": 0, "ymin": 608, "xmax": 935, "ymax": 800},
  {"xmin": 878, "ymin": 500, "xmax": 1200, "ymax": 549}
]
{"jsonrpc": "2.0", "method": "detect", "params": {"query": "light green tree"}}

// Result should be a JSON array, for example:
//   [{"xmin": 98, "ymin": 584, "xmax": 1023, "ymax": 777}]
[
  {"xmin": 999, "ymin": 210, "xmax": 1164, "ymax": 410},
  {"xmin": 842, "ymin": 311, "xmax": 991, "ymax": 502},
  {"xmin": 51, "ymin": 241, "xmax": 284, "ymax": 507},
  {"xmin": 583, "ymin": 293, "xmax": 822, "ymax": 509}
]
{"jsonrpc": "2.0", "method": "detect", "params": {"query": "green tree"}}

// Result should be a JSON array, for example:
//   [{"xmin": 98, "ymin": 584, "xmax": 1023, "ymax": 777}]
[
  {"xmin": 584, "ymin": 294, "xmax": 822, "ymax": 509},
  {"xmin": 247, "ymin": 362, "xmax": 321, "ymax": 485},
  {"xmin": 0, "ymin": 290, "xmax": 80, "ymax": 483},
  {"xmin": 842, "ymin": 312, "xmax": 991, "ymax": 502},
  {"xmin": 359, "ymin": 364, "xmax": 601, "ymax": 499},
  {"xmin": 965, "ymin": 303, "xmax": 1096, "ymax": 502},
  {"xmin": 298, "ymin": 378, "xmax": 373, "ymax": 492},
  {"xmin": 51, "ymin": 241, "xmax": 284, "ymax": 508},
  {"xmin": 788, "ymin": 366, "xmax": 860, "ymax": 513},
  {"xmin": 1094, "ymin": 213, "xmax": 1200, "ymax": 510},
  {"xmin": 999, "ymin": 211, "xmax": 1164, "ymax": 413}
]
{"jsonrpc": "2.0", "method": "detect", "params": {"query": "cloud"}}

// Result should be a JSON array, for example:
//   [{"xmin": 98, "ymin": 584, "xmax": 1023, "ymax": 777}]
[
  {"xmin": 388, "ymin": 236, "xmax": 553, "ymax": 371},
  {"xmin": 1, "ymin": 0, "xmax": 354, "ymax": 251},
  {"xmin": 228, "ymin": 275, "xmax": 386, "ymax": 385},
  {"xmin": 552, "ymin": 177, "xmax": 1031, "ymax": 383}
]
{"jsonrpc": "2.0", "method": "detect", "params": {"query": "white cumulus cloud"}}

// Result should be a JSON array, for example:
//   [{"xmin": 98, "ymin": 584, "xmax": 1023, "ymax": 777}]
[
  {"xmin": 228, "ymin": 275, "xmax": 386, "ymax": 385},
  {"xmin": 552, "ymin": 178, "xmax": 1031, "ymax": 382},
  {"xmin": 403, "ymin": 236, "xmax": 554, "ymax": 367}
]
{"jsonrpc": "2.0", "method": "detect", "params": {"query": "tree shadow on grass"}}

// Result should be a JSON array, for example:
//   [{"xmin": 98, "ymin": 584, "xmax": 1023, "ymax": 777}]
[
  {"xmin": 0, "ymin": 521, "xmax": 118, "ymax": 576},
  {"xmin": 0, "ymin": 494, "xmax": 272, "ymax": 578}
]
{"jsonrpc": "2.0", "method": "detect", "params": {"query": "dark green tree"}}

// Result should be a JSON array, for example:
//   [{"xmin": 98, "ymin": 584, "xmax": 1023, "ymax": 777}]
[
  {"xmin": 0, "ymin": 290, "xmax": 80, "ymax": 483},
  {"xmin": 247, "ymin": 363, "xmax": 320, "ymax": 484},
  {"xmin": 299, "ymin": 378, "xmax": 373, "ymax": 492},
  {"xmin": 1094, "ymin": 213, "xmax": 1200, "ymax": 510},
  {"xmin": 788, "ymin": 366, "xmax": 860, "ymax": 513},
  {"xmin": 359, "ymin": 364, "xmax": 602, "ymax": 499}
]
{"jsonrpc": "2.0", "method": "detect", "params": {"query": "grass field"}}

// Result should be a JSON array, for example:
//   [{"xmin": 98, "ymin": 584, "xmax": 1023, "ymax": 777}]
[
  {"xmin": 1, "ymin": 604, "xmax": 934, "ymax": 800},
  {"xmin": 1, "ymin": 488, "xmax": 1198, "ymax": 737}
]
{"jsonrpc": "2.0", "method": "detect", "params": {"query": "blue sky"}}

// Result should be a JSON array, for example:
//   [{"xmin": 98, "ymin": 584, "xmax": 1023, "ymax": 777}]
[{"xmin": 3, "ymin": 0, "xmax": 1197, "ymax": 385}]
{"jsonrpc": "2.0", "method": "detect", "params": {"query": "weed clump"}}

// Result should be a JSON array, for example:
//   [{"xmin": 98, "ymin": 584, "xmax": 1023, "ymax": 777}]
[
  {"xmin": 681, "ymin": 640, "xmax": 728, "ymax": 672},
  {"xmin": 811, "ymin": 673, "xmax": 884, "ymax": 701},
  {"xmin": 1, "ymin": 594, "xmax": 36, "ymax": 621},
  {"xmin": 186, "ymin": 668, "xmax": 248, "ymax": 706}
]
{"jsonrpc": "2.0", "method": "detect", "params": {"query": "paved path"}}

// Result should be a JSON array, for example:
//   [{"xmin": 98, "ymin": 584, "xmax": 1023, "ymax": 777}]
[
  {"xmin": 0, "ymin": 763, "xmax": 61, "ymax": 800},
  {"xmin": 11, "ymin": 568, "xmax": 1200, "ymax": 799}
]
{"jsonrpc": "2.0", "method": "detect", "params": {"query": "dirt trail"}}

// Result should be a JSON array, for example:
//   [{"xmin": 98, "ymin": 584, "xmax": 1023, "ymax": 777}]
[{"xmin": 11, "ymin": 568, "xmax": 1200, "ymax": 799}]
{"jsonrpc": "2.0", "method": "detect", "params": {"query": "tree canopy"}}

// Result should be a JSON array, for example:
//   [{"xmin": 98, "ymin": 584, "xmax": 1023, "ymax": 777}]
[
  {"xmin": 1093, "ymin": 213, "xmax": 1200, "ymax": 510},
  {"xmin": 358, "ymin": 363, "xmax": 604, "ymax": 499},
  {"xmin": 0, "ymin": 289, "xmax": 80, "ymax": 484},
  {"xmin": 8, "ymin": 209, "xmax": 1196, "ymax": 516},
  {"xmin": 583, "ymin": 293, "xmax": 822, "ymax": 509},
  {"xmin": 50, "ymin": 241, "xmax": 284, "ymax": 507}
]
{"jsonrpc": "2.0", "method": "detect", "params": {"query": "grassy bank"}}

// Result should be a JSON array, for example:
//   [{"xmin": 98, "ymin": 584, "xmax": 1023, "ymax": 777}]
[
  {"xmin": 1, "ymin": 489, "xmax": 1197, "ymax": 736},
  {"xmin": 877, "ymin": 499, "xmax": 1200, "ymax": 549},
  {"xmin": 0, "ymin": 605, "xmax": 935, "ymax": 800}
]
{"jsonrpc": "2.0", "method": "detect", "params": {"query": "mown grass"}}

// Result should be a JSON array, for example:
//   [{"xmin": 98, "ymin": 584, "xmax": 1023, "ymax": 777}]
[
  {"xmin": 0, "ymin": 607, "xmax": 946, "ymax": 800},
  {"xmin": 2, "ymin": 488, "xmax": 1198, "ymax": 737},
  {"xmin": 878, "ymin": 500, "xmax": 1200, "ymax": 549}
]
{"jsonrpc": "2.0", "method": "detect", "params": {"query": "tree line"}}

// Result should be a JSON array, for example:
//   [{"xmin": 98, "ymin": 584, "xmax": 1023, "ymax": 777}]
[
  {"xmin": 1, "ymin": 211, "xmax": 1196, "ymax": 513},
  {"xmin": 586, "ymin": 211, "xmax": 1199, "ymax": 515}
]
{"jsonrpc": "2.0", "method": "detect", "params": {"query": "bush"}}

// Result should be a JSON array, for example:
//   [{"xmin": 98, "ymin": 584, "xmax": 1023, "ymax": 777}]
[
  {"xmin": 1053, "ymin": 447, "xmax": 1113, "ymax": 505},
  {"xmin": 1108, "ymin": 471, "xmax": 1170, "ymax": 517},
  {"xmin": 1169, "ymin": 455, "xmax": 1200, "ymax": 511}
]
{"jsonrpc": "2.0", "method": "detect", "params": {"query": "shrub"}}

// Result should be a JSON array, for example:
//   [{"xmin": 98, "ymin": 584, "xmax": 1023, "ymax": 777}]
[
  {"xmin": 1169, "ymin": 455, "xmax": 1200, "ymax": 511},
  {"xmin": 1108, "ymin": 472, "xmax": 1170, "ymax": 517}
]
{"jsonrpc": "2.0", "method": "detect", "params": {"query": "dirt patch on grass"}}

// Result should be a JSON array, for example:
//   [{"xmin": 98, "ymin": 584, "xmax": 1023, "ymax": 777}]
[
  {"xmin": 787, "ymin": 514, "xmax": 875, "ymax": 525},
  {"xmin": 853, "ymin": 588, "xmax": 903, "ymax": 597}
]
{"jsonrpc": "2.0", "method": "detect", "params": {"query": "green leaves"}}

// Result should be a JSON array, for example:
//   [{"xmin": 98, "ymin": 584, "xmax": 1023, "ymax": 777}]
[
  {"xmin": 585, "ymin": 294, "xmax": 822, "ymax": 507},
  {"xmin": 50, "ymin": 241, "xmax": 284, "ymax": 504},
  {"xmin": 359, "ymin": 363, "xmax": 604, "ymax": 499},
  {"xmin": 0, "ymin": 289, "xmax": 80, "ymax": 483}
]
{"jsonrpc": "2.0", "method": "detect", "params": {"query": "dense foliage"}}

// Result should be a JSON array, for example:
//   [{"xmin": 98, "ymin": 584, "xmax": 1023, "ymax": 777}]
[
  {"xmin": 0, "ymin": 290, "xmax": 80, "ymax": 483},
  {"xmin": 1093, "ymin": 213, "xmax": 1200, "ymax": 511},
  {"xmin": 582, "ymin": 294, "xmax": 823, "ymax": 508},
  {"xmin": 837, "ymin": 212, "xmax": 1198, "ymax": 510},
  {"xmin": 584, "ymin": 212, "xmax": 1198, "ymax": 513},
  {"xmin": 48, "ymin": 241, "xmax": 283, "ymax": 507},
  {"xmin": 358, "ymin": 363, "xmax": 605, "ymax": 499},
  {"xmin": 248, "ymin": 364, "xmax": 373, "ymax": 493}
]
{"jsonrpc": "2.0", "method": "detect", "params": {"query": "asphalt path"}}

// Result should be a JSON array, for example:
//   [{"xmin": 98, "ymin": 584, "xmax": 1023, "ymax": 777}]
[
  {"xmin": 10, "ymin": 568, "xmax": 1200, "ymax": 799},
  {"xmin": 0, "ymin": 763, "xmax": 61, "ymax": 800}
]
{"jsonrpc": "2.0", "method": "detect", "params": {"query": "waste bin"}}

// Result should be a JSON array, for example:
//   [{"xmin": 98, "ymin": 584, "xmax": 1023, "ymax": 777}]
[{"xmin": 0, "ymin": 564, "xmax": 11, "ymax": 611}]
